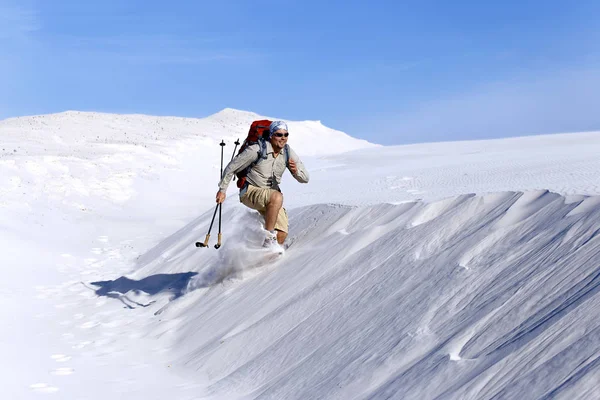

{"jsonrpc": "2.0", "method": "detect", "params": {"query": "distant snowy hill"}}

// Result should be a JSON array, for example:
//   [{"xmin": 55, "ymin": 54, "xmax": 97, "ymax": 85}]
[
  {"xmin": 0, "ymin": 108, "xmax": 376, "ymax": 215},
  {"xmin": 0, "ymin": 108, "xmax": 377, "ymax": 159}
]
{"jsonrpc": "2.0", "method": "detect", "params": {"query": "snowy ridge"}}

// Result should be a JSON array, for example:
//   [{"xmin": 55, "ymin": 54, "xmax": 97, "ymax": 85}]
[
  {"xmin": 0, "ymin": 108, "xmax": 377, "ymax": 158},
  {"xmin": 286, "ymin": 130, "xmax": 600, "ymax": 208},
  {"xmin": 0, "ymin": 108, "xmax": 376, "ymax": 219},
  {"xmin": 130, "ymin": 190, "xmax": 600, "ymax": 399},
  {"xmin": 0, "ymin": 108, "xmax": 375, "ymax": 211}
]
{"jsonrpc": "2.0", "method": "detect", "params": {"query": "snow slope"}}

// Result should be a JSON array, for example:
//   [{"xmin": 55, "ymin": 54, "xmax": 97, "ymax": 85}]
[
  {"xmin": 283, "ymin": 131, "xmax": 600, "ymax": 208},
  {"xmin": 149, "ymin": 192, "xmax": 600, "ymax": 400},
  {"xmin": 1, "ymin": 109, "xmax": 599, "ymax": 399}
]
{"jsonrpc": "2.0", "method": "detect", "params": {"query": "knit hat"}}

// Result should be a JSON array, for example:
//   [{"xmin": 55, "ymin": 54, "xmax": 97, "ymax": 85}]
[{"xmin": 269, "ymin": 120, "xmax": 288, "ymax": 138}]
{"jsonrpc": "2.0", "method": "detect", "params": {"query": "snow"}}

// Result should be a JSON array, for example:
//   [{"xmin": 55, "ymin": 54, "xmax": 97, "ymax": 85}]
[{"xmin": 1, "ymin": 108, "xmax": 600, "ymax": 399}]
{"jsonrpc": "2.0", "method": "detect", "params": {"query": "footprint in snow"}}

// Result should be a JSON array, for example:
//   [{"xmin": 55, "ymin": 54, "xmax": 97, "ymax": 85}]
[
  {"xmin": 51, "ymin": 354, "xmax": 72, "ymax": 363},
  {"xmin": 54, "ymin": 303, "xmax": 74, "ymax": 310},
  {"xmin": 72, "ymin": 340, "xmax": 92, "ymax": 349},
  {"xmin": 81, "ymin": 270, "xmax": 96, "ymax": 276},
  {"xmin": 30, "ymin": 383, "xmax": 59, "ymax": 393},
  {"xmin": 51, "ymin": 367, "xmax": 74, "ymax": 376},
  {"xmin": 79, "ymin": 321, "xmax": 99, "ymax": 329},
  {"xmin": 67, "ymin": 285, "xmax": 82, "ymax": 293},
  {"xmin": 84, "ymin": 258, "xmax": 99, "ymax": 267}
]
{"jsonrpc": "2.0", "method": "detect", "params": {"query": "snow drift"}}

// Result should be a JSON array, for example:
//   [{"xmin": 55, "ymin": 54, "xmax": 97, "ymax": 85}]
[{"xmin": 128, "ymin": 190, "xmax": 600, "ymax": 400}]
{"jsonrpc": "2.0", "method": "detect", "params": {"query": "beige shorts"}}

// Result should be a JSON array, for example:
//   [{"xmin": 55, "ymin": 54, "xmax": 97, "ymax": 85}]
[{"xmin": 240, "ymin": 185, "xmax": 289, "ymax": 233}]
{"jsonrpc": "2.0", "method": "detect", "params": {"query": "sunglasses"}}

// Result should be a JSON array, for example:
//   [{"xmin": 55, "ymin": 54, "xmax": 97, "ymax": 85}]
[{"xmin": 273, "ymin": 132, "xmax": 289, "ymax": 138}]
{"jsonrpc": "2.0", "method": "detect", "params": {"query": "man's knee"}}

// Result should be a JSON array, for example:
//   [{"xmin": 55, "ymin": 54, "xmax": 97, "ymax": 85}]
[{"xmin": 269, "ymin": 191, "xmax": 283, "ymax": 207}]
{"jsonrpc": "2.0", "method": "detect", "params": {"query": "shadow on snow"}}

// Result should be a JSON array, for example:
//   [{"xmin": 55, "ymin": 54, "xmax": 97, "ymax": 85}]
[{"xmin": 90, "ymin": 272, "xmax": 198, "ymax": 309}]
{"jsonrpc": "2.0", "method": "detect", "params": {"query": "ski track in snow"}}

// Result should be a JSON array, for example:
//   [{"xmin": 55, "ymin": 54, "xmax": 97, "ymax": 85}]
[{"xmin": 2, "ymin": 110, "xmax": 600, "ymax": 399}]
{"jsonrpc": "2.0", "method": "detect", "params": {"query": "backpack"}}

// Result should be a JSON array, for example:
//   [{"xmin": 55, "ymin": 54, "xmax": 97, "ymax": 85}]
[{"xmin": 235, "ymin": 119, "xmax": 290, "ymax": 189}]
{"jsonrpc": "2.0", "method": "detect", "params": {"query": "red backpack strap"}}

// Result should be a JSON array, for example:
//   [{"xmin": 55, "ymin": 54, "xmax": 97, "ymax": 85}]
[
  {"xmin": 235, "ymin": 120, "xmax": 271, "ymax": 190},
  {"xmin": 236, "ymin": 139, "xmax": 267, "ymax": 191}
]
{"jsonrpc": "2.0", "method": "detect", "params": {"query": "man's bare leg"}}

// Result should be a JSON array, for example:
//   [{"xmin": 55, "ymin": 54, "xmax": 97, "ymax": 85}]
[
  {"xmin": 265, "ymin": 191, "xmax": 283, "ymax": 231},
  {"xmin": 276, "ymin": 230, "xmax": 287, "ymax": 245}
]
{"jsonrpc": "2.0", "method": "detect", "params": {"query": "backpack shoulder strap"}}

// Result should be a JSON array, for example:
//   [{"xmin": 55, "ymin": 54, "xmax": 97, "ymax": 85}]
[
  {"xmin": 284, "ymin": 144, "xmax": 290, "ymax": 168},
  {"xmin": 257, "ymin": 137, "xmax": 268, "ymax": 161},
  {"xmin": 247, "ymin": 138, "xmax": 268, "ymax": 169},
  {"xmin": 237, "ymin": 138, "xmax": 269, "ymax": 192},
  {"xmin": 249, "ymin": 138, "xmax": 282, "ymax": 168}
]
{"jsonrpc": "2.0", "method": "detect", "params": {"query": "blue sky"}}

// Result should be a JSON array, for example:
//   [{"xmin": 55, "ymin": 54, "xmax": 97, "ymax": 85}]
[{"xmin": 1, "ymin": 0, "xmax": 600, "ymax": 145}]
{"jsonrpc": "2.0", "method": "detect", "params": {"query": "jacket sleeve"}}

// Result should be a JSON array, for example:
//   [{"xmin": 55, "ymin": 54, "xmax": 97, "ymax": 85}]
[
  {"xmin": 218, "ymin": 144, "xmax": 260, "ymax": 192},
  {"xmin": 288, "ymin": 146, "xmax": 309, "ymax": 183}
]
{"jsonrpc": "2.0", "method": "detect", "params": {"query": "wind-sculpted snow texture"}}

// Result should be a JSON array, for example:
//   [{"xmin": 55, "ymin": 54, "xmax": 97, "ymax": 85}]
[{"xmin": 134, "ymin": 191, "xmax": 600, "ymax": 400}]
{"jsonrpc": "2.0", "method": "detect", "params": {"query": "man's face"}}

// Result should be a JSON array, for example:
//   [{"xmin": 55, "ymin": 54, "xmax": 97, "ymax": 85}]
[{"xmin": 270, "ymin": 129, "xmax": 289, "ymax": 150}]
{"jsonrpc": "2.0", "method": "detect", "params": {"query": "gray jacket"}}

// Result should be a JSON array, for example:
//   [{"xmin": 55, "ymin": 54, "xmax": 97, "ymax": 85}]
[{"xmin": 218, "ymin": 141, "xmax": 309, "ymax": 192}]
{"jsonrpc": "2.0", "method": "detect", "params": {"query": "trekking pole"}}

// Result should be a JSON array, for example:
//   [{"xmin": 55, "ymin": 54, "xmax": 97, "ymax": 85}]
[
  {"xmin": 196, "ymin": 204, "xmax": 219, "ymax": 248},
  {"xmin": 196, "ymin": 140, "xmax": 226, "ymax": 248},
  {"xmin": 214, "ymin": 139, "xmax": 240, "ymax": 249},
  {"xmin": 232, "ymin": 138, "xmax": 240, "ymax": 182},
  {"xmin": 214, "ymin": 140, "xmax": 226, "ymax": 249}
]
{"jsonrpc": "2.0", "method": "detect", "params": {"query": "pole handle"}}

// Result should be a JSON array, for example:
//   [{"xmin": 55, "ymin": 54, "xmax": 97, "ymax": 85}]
[{"xmin": 195, "ymin": 234, "xmax": 210, "ymax": 248}]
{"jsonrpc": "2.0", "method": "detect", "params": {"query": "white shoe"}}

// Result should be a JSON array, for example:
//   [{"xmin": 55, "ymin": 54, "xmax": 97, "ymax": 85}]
[
  {"xmin": 263, "ymin": 231, "xmax": 283, "ymax": 253},
  {"xmin": 262, "ymin": 230, "xmax": 277, "ymax": 247},
  {"xmin": 262, "ymin": 236, "xmax": 278, "ymax": 248}
]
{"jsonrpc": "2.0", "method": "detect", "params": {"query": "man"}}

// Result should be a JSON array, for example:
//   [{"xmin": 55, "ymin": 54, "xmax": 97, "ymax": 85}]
[{"xmin": 216, "ymin": 120, "xmax": 310, "ymax": 249}]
